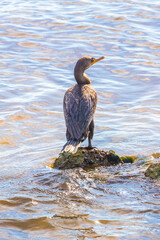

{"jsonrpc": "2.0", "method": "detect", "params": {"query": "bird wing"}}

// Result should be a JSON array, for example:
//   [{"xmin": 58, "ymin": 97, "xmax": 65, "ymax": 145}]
[{"xmin": 63, "ymin": 84, "xmax": 97, "ymax": 141}]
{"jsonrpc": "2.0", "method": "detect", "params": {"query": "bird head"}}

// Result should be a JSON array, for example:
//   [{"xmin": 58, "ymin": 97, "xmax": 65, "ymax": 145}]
[
  {"xmin": 75, "ymin": 56, "xmax": 105, "ymax": 71},
  {"xmin": 74, "ymin": 56, "xmax": 105, "ymax": 84}
]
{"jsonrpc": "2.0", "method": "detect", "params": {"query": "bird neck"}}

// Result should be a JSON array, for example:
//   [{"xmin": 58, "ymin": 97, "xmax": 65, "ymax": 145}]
[{"xmin": 74, "ymin": 67, "xmax": 91, "ymax": 84}]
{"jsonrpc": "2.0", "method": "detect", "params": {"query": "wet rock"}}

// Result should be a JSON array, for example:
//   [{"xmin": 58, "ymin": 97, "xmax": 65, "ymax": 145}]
[
  {"xmin": 120, "ymin": 156, "xmax": 136, "ymax": 163},
  {"xmin": 53, "ymin": 148, "xmax": 122, "ymax": 170},
  {"xmin": 152, "ymin": 153, "xmax": 160, "ymax": 159},
  {"xmin": 145, "ymin": 163, "xmax": 160, "ymax": 179}
]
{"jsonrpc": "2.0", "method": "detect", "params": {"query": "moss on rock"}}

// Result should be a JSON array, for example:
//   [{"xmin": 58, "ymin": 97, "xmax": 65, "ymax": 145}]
[
  {"xmin": 53, "ymin": 147, "xmax": 122, "ymax": 170},
  {"xmin": 120, "ymin": 156, "xmax": 136, "ymax": 163},
  {"xmin": 145, "ymin": 163, "xmax": 160, "ymax": 179}
]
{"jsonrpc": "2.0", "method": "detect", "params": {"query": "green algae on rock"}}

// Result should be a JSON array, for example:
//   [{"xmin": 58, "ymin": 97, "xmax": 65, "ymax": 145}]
[
  {"xmin": 120, "ymin": 156, "xmax": 136, "ymax": 163},
  {"xmin": 145, "ymin": 163, "xmax": 160, "ymax": 179},
  {"xmin": 53, "ymin": 148, "xmax": 122, "ymax": 170}
]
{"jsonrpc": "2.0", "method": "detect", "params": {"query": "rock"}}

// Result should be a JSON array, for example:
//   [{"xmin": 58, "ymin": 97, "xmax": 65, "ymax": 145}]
[
  {"xmin": 145, "ymin": 163, "xmax": 160, "ymax": 179},
  {"xmin": 53, "ymin": 147, "xmax": 122, "ymax": 170},
  {"xmin": 120, "ymin": 156, "xmax": 136, "ymax": 163},
  {"xmin": 152, "ymin": 153, "xmax": 160, "ymax": 159}
]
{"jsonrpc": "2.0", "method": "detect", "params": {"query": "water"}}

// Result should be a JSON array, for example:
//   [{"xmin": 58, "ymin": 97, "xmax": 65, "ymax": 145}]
[{"xmin": 0, "ymin": 0, "xmax": 160, "ymax": 239}]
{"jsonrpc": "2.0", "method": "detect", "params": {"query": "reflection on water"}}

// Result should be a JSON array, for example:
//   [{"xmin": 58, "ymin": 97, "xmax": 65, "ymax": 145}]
[{"xmin": 0, "ymin": 0, "xmax": 160, "ymax": 239}]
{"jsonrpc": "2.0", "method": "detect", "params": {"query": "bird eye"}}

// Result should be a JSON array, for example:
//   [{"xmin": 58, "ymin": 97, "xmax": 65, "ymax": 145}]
[{"xmin": 91, "ymin": 58, "xmax": 95, "ymax": 62}]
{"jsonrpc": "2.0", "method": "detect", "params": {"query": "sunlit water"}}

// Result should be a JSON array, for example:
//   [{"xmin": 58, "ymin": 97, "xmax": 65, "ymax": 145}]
[{"xmin": 0, "ymin": 0, "xmax": 160, "ymax": 239}]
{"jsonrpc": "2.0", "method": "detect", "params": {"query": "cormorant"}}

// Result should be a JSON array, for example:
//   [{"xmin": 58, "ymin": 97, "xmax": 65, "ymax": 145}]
[{"xmin": 62, "ymin": 56, "xmax": 105, "ymax": 154}]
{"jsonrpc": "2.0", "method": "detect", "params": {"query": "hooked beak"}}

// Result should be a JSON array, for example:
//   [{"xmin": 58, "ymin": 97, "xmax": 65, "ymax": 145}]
[{"xmin": 91, "ymin": 56, "xmax": 105, "ymax": 65}]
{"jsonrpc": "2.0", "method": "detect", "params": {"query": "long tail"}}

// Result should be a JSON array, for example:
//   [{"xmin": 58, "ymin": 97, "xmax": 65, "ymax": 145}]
[{"xmin": 61, "ymin": 140, "xmax": 81, "ymax": 154}]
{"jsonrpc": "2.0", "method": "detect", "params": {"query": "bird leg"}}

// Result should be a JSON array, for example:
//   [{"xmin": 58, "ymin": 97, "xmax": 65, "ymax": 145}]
[
  {"xmin": 88, "ymin": 120, "xmax": 94, "ymax": 149},
  {"xmin": 88, "ymin": 137, "xmax": 92, "ymax": 148}
]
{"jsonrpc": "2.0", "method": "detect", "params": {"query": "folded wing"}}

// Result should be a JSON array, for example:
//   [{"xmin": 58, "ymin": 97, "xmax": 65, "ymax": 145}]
[{"xmin": 63, "ymin": 84, "xmax": 97, "ymax": 141}]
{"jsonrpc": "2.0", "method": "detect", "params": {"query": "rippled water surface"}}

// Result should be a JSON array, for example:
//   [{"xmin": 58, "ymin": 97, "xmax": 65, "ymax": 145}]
[{"xmin": 0, "ymin": 0, "xmax": 160, "ymax": 239}]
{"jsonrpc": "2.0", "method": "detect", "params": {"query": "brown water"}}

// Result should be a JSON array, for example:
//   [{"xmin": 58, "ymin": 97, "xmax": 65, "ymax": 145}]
[{"xmin": 0, "ymin": 0, "xmax": 160, "ymax": 239}]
